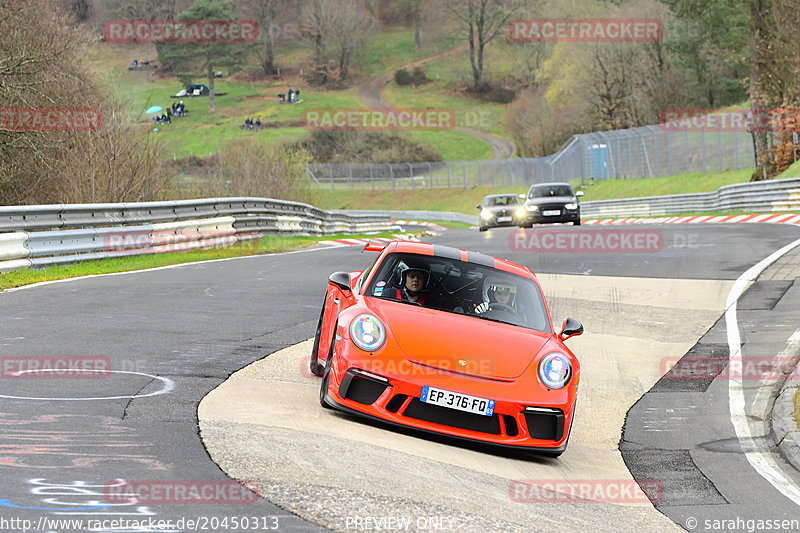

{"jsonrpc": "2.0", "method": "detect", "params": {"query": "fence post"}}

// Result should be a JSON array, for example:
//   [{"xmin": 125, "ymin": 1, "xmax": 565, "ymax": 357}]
[
  {"xmin": 370, "ymin": 165, "xmax": 375, "ymax": 190},
  {"xmin": 685, "ymin": 130, "xmax": 690, "ymax": 174},
  {"xmin": 390, "ymin": 164, "xmax": 395, "ymax": 191},
  {"xmin": 348, "ymin": 164, "xmax": 353, "ymax": 190},
  {"xmin": 701, "ymin": 129, "xmax": 707, "ymax": 173},
  {"xmin": 428, "ymin": 162, "xmax": 433, "ymax": 188},
  {"xmin": 329, "ymin": 164, "xmax": 334, "ymax": 189},
  {"xmin": 447, "ymin": 162, "xmax": 451, "ymax": 188}
]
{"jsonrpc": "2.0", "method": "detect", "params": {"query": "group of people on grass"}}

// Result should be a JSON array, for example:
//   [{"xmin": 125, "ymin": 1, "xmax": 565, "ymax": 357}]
[
  {"xmin": 244, "ymin": 117, "xmax": 261, "ymax": 131},
  {"xmin": 152, "ymin": 101, "xmax": 187, "ymax": 125},
  {"xmin": 277, "ymin": 89, "xmax": 301, "ymax": 104}
]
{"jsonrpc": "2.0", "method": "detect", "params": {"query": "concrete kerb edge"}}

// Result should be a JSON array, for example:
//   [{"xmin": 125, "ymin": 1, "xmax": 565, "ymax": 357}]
[{"xmin": 772, "ymin": 361, "xmax": 800, "ymax": 472}]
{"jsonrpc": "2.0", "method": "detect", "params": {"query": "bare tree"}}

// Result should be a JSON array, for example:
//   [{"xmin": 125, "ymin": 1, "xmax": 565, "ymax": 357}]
[
  {"xmin": 302, "ymin": 0, "xmax": 332, "ymax": 65},
  {"xmin": 329, "ymin": 0, "xmax": 374, "ymax": 80},
  {"xmin": 0, "ymin": 0, "xmax": 170, "ymax": 204},
  {"xmin": 237, "ymin": 0, "xmax": 297, "ymax": 75},
  {"xmin": 444, "ymin": 0, "xmax": 514, "ymax": 91}
]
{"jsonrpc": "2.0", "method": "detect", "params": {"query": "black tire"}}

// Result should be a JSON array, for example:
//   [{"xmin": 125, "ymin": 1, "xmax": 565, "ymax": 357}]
[
  {"xmin": 573, "ymin": 219, "xmax": 581, "ymax": 226},
  {"xmin": 479, "ymin": 226, "xmax": 487, "ymax": 232},
  {"xmin": 318, "ymin": 322, "xmax": 337, "ymax": 409},
  {"xmin": 309, "ymin": 293, "xmax": 328, "ymax": 377}
]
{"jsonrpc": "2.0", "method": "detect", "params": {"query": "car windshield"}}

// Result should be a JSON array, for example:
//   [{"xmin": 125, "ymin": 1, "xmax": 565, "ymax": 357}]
[
  {"xmin": 365, "ymin": 252, "xmax": 551, "ymax": 333},
  {"xmin": 484, "ymin": 195, "xmax": 519, "ymax": 207},
  {"xmin": 529, "ymin": 185, "xmax": 573, "ymax": 198}
]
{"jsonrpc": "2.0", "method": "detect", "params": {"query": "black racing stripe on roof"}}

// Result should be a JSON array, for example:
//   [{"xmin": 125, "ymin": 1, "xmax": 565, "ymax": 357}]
[
  {"xmin": 432, "ymin": 245, "xmax": 461, "ymax": 261},
  {"xmin": 432, "ymin": 244, "xmax": 496, "ymax": 267},
  {"xmin": 467, "ymin": 251, "xmax": 495, "ymax": 267}
]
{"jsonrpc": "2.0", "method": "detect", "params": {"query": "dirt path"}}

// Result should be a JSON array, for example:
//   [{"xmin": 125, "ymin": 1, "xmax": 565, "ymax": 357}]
[{"xmin": 358, "ymin": 45, "xmax": 516, "ymax": 160}]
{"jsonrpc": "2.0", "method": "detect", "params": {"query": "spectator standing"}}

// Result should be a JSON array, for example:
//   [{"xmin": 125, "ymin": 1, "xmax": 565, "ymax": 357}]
[
  {"xmin": 255, "ymin": 118, "xmax": 261, "ymax": 131},
  {"xmin": 288, "ymin": 89, "xmax": 294, "ymax": 103},
  {"xmin": 295, "ymin": 89, "xmax": 300, "ymax": 103}
]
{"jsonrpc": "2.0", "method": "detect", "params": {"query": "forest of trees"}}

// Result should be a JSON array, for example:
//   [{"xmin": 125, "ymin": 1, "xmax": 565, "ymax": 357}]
[{"xmin": 2, "ymin": 0, "xmax": 799, "ymax": 204}]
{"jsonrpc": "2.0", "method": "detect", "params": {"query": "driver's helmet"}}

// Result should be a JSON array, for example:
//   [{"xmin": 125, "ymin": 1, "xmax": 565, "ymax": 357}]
[
  {"xmin": 397, "ymin": 261, "xmax": 430, "ymax": 289},
  {"xmin": 483, "ymin": 276, "xmax": 516, "ymax": 305}
]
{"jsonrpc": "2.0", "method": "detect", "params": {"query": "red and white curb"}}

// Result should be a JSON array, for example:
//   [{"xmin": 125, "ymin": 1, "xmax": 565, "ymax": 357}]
[
  {"xmin": 584, "ymin": 213, "xmax": 800, "ymax": 225},
  {"xmin": 321, "ymin": 235, "xmax": 421, "ymax": 248},
  {"xmin": 392, "ymin": 220, "xmax": 449, "ymax": 232}
]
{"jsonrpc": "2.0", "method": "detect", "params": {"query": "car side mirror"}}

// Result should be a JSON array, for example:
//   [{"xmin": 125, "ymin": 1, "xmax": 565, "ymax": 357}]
[
  {"xmin": 575, "ymin": 191, "xmax": 584, "ymax": 198},
  {"xmin": 476, "ymin": 204, "xmax": 482, "ymax": 209},
  {"xmin": 559, "ymin": 317, "xmax": 583, "ymax": 341},
  {"xmin": 328, "ymin": 271, "xmax": 351, "ymax": 292}
]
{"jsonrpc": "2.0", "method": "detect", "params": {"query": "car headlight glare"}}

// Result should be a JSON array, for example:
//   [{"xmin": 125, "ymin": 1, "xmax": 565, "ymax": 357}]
[
  {"xmin": 565, "ymin": 203, "xmax": 578, "ymax": 210},
  {"xmin": 525, "ymin": 205, "xmax": 539, "ymax": 211},
  {"xmin": 538, "ymin": 352, "xmax": 572, "ymax": 389},
  {"xmin": 350, "ymin": 314, "xmax": 386, "ymax": 352},
  {"xmin": 515, "ymin": 208, "xmax": 526, "ymax": 218},
  {"xmin": 480, "ymin": 209, "xmax": 494, "ymax": 221}
]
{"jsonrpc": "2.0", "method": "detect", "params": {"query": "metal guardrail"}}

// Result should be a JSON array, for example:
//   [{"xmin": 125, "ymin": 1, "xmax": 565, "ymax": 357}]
[
  {"xmin": 580, "ymin": 177, "xmax": 800, "ymax": 219},
  {"xmin": 340, "ymin": 178, "xmax": 800, "ymax": 225},
  {"xmin": 0, "ymin": 198, "xmax": 391, "ymax": 273}
]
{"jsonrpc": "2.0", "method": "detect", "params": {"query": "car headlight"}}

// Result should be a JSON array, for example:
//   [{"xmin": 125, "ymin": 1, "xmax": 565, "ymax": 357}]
[
  {"xmin": 515, "ymin": 207, "xmax": 526, "ymax": 218},
  {"xmin": 565, "ymin": 203, "xmax": 578, "ymax": 210},
  {"xmin": 350, "ymin": 314, "xmax": 386, "ymax": 352},
  {"xmin": 538, "ymin": 352, "xmax": 572, "ymax": 389},
  {"xmin": 480, "ymin": 209, "xmax": 494, "ymax": 221},
  {"xmin": 525, "ymin": 205, "xmax": 539, "ymax": 212}
]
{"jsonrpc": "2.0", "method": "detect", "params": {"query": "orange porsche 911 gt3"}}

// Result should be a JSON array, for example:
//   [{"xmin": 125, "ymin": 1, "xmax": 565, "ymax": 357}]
[{"xmin": 309, "ymin": 241, "xmax": 583, "ymax": 457}]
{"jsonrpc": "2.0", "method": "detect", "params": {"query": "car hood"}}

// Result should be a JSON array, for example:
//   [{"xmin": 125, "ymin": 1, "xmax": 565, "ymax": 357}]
[
  {"xmin": 525, "ymin": 196, "xmax": 576, "ymax": 206},
  {"xmin": 372, "ymin": 299, "xmax": 550, "ymax": 380},
  {"xmin": 483, "ymin": 204, "xmax": 520, "ymax": 213}
]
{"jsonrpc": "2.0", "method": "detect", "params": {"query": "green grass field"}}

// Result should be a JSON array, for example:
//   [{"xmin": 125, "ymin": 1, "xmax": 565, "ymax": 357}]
[{"xmin": 88, "ymin": 31, "xmax": 512, "ymax": 162}]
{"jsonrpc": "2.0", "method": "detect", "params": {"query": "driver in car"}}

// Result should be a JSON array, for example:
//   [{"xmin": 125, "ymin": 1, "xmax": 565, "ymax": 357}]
[
  {"xmin": 476, "ymin": 278, "xmax": 518, "ymax": 315},
  {"xmin": 387, "ymin": 265, "xmax": 429, "ymax": 305}
]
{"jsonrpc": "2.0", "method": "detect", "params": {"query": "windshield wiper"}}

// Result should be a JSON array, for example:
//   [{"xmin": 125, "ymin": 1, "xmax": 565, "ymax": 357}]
[{"xmin": 472, "ymin": 314, "xmax": 511, "ymax": 325}]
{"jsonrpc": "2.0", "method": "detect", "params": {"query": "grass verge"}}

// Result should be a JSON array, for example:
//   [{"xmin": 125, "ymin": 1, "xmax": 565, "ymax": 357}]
[
  {"xmin": 0, "ymin": 232, "xmax": 399, "ymax": 291},
  {"xmin": 574, "ymin": 169, "xmax": 753, "ymax": 201},
  {"xmin": 795, "ymin": 388, "xmax": 800, "ymax": 431},
  {"xmin": 310, "ymin": 169, "xmax": 760, "ymax": 214}
]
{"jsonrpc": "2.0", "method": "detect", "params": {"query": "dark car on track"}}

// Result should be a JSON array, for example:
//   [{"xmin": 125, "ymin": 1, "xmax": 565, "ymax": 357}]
[
  {"xmin": 477, "ymin": 194, "xmax": 525, "ymax": 231},
  {"xmin": 519, "ymin": 182, "xmax": 584, "ymax": 227}
]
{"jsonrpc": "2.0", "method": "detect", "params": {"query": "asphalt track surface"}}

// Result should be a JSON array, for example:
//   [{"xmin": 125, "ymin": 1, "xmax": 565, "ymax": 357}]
[{"xmin": 1, "ymin": 223, "xmax": 799, "ymax": 532}]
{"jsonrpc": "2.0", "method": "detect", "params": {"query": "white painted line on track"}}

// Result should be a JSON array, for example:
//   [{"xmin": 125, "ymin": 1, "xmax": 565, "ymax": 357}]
[
  {"xmin": 0, "ymin": 370, "xmax": 175, "ymax": 401},
  {"xmin": 726, "ymin": 236, "xmax": 800, "ymax": 505}
]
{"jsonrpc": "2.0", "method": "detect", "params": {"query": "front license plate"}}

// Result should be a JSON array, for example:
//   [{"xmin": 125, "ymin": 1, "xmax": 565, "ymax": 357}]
[
  {"xmin": 497, "ymin": 216, "xmax": 512, "ymax": 222},
  {"xmin": 542, "ymin": 210, "xmax": 561, "ymax": 216},
  {"xmin": 420, "ymin": 386, "xmax": 495, "ymax": 416}
]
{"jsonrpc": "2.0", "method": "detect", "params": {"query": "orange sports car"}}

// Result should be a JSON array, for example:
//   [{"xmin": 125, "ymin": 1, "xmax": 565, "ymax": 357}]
[{"xmin": 310, "ymin": 241, "xmax": 583, "ymax": 457}]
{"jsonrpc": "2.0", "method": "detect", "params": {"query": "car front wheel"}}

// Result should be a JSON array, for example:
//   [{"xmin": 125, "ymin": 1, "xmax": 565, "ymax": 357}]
[
  {"xmin": 319, "ymin": 322, "xmax": 337, "ymax": 408},
  {"xmin": 309, "ymin": 293, "xmax": 328, "ymax": 377}
]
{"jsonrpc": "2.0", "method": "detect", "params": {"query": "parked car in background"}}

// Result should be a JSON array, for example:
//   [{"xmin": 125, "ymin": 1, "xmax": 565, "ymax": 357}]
[
  {"xmin": 477, "ymin": 194, "xmax": 526, "ymax": 231},
  {"xmin": 519, "ymin": 182, "xmax": 584, "ymax": 227}
]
